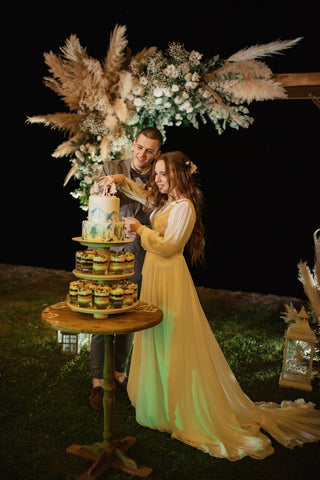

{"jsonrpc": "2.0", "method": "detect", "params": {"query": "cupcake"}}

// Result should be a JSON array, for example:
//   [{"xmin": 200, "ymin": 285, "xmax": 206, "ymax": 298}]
[
  {"xmin": 109, "ymin": 251, "xmax": 126, "ymax": 274},
  {"xmin": 110, "ymin": 286, "xmax": 124, "ymax": 308},
  {"xmin": 69, "ymin": 280, "xmax": 83, "ymax": 305},
  {"xmin": 81, "ymin": 250, "xmax": 94, "ymax": 273},
  {"xmin": 94, "ymin": 285, "xmax": 110, "ymax": 309},
  {"xmin": 123, "ymin": 285, "xmax": 134, "ymax": 306},
  {"xmin": 75, "ymin": 250, "xmax": 84, "ymax": 271},
  {"xmin": 124, "ymin": 252, "xmax": 135, "ymax": 273},
  {"xmin": 130, "ymin": 282, "xmax": 138, "ymax": 302},
  {"xmin": 78, "ymin": 285, "xmax": 93, "ymax": 307},
  {"xmin": 92, "ymin": 252, "xmax": 109, "ymax": 275}
]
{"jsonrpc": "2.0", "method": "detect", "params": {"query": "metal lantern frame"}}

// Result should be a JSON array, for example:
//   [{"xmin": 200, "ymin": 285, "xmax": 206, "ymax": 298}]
[
  {"xmin": 279, "ymin": 307, "xmax": 317, "ymax": 391},
  {"xmin": 57, "ymin": 330, "xmax": 91, "ymax": 354}
]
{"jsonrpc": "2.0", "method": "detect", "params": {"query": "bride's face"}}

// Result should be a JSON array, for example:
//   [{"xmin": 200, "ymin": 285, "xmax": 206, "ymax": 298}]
[{"xmin": 154, "ymin": 159, "xmax": 170, "ymax": 194}]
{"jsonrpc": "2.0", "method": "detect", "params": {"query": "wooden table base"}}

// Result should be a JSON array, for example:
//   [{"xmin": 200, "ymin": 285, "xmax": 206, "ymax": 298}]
[
  {"xmin": 66, "ymin": 334, "xmax": 153, "ymax": 479},
  {"xmin": 67, "ymin": 437, "xmax": 152, "ymax": 479},
  {"xmin": 41, "ymin": 302, "xmax": 163, "ymax": 479}
]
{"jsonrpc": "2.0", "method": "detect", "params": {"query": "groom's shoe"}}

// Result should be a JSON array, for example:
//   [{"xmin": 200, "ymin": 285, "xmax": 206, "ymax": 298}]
[
  {"xmin": 115, "ymin": 376, "xmax": 128, "ymax": 391},
  {"xmin": 88, "ymin": 386, "xmax": 104, "ymax": 412}
]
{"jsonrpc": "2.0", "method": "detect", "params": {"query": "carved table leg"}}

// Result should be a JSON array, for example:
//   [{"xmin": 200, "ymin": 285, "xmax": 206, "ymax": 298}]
[{"xmin": 67, "ymin": 334, "xmax": 153, "ymax": 479}]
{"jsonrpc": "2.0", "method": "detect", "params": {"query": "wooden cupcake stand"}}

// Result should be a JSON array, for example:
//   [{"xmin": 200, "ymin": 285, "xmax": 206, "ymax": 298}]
[{"xmin": 41, "ymin": 237, "xmax": 163, "ymax": 479}]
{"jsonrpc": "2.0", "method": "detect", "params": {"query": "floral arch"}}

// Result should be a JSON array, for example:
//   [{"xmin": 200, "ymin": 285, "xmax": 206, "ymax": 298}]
[{"xmin": 27, "ymin": 24, "xmax": 301, "ymax": 209}]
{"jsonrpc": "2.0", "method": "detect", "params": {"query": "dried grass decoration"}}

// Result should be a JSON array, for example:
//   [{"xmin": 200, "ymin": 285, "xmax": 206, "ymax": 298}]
[{"xmin": 26, "ymin": 25, "xmax": 301, "ymax": 209}]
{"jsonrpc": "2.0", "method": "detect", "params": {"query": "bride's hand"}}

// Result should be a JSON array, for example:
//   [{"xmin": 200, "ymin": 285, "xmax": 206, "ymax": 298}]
[{"xmin": 122, "ymin": 216, "xmax": 142, "ymax": 233}]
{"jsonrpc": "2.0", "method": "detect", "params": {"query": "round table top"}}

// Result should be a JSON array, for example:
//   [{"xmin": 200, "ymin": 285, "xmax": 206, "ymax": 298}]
[{"xmin": 41, "ymin": 300, "xmax": 163, "ymax": 335}]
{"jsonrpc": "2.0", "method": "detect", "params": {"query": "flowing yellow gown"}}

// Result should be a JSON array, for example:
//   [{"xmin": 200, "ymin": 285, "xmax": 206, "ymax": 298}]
[{"xmin": 120, "ymin": 179, "xmax": 320, "ymax": 461}]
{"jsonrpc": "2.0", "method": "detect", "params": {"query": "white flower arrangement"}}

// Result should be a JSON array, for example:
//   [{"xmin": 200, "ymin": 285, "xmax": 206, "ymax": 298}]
[{"xmin": 26, "ymin": 25, "xmax": 301, "ymax": 209}]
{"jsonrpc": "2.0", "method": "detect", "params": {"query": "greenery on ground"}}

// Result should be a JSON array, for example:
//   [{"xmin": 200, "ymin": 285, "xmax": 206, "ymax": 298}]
[{"xmin": 0, "ymin": 265, "xmax": 319, "ymax": 480}]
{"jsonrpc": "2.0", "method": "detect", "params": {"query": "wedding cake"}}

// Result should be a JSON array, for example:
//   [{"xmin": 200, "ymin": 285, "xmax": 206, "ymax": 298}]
[{"xmin": 82, "ymin": 193, "xmax": 125, "ymax": 242}]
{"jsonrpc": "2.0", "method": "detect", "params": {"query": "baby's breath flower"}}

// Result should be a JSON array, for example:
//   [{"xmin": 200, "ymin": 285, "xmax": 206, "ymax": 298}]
[{"xmin": 189, "ymin": 50, "xmax": 203, "ymax": 65}]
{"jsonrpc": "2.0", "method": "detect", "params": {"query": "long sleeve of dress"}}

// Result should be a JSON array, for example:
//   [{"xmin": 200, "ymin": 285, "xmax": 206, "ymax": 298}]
[{"xmin": 137, "ymin": 200, "xmax": 195, "ymax": 258}]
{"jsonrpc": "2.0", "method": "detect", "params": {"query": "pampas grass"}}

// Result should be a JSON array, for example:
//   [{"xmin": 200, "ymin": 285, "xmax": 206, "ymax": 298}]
[
  {"xmin": 224, "ymin": 78, "xmax": 286, "ymax": 104},
  {"xmin": 104, "ymin": 24, "xmax": 128, "ymax": 91},
  {"xmin": 27, "ymin": 113, "xmax": 82, "ymax": 135},
  {"xmin": 314, "ymin": 229, "xmax": 320, "ymax": 288},
  {"xmin": 26, "ymin": 25, "xmax": 301, "ymax": 144},
  {"xmin": 298, "ymin": 261, "xmax": 320, "ymax": 319},
  {"xmin": 282, "ymin": 229, "xmax": 320, "ymax": 327},
  {"xmin": 208, "ymin": 38, "xmax": 303, "ymax": 103},
  {"xmin": 226, "ymin": 38, "xmax": 303, "ymax": 62},
  {"xmin": 298, "ymin": 229, "xmax": 320, "ymax": 321},
  {"xmin": 26, "ymin": 25, "xmax": 301, "ymax": 206}
]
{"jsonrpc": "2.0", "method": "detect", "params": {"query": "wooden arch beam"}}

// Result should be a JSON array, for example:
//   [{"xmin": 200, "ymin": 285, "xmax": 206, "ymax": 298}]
[{"xmin": 273, "ymin": 72, "xmax": 320, "ymax": 108}]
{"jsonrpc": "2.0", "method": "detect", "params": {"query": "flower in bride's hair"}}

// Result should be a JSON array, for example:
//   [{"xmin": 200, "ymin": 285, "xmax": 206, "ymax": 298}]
[
  {"xmin": 189, "ymin": 162, "xmax": 197, "ymax": 174},
  {"xmin": 185, "ymin": 160, "xmax": 197, "ymax": 174}
]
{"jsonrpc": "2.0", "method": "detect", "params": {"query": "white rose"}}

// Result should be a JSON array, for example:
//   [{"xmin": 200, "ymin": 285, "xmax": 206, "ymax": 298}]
[
  {"xmin": 153, "ymin": 88, "xmax": 163, "ymax": 97},
  {"xmin": 133, "ymin": 98, "xmax": 144, "ymax": 107}
]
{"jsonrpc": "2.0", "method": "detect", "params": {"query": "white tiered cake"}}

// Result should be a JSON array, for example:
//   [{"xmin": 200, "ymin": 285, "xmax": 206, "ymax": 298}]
[{"xmin": 82, "ymin": 194, "xmax": 125, "ymax": 242}]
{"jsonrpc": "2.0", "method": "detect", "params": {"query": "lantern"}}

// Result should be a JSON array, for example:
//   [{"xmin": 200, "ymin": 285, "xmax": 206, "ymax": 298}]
[
  {"xmin": 279, "ymin": 306, "xmax": 317, "ymax": 391},
  {"xmin": 57, "ymin": 331, "xmax": 91, "ymax": 354}
]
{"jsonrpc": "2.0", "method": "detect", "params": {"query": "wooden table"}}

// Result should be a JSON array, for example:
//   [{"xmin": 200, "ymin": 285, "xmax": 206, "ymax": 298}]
[{"xmin": 41, "ymin": 300, "xmax": 163, "ymax": 480}]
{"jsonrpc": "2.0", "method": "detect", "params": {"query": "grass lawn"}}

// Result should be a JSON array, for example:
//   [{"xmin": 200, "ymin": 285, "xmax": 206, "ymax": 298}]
[{"xmin": 0, "ymin": 264, "xmax": 319, "ymax": 480}]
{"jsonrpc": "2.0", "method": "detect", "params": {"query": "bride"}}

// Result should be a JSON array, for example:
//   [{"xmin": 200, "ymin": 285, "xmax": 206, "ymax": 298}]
[{"xmin": 100, "ymin": 150, "xmax": 320, "ymax": 461}]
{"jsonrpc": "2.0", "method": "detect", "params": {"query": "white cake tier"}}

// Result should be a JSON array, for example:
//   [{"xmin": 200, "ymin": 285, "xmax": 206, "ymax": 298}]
[
  {"xmin": 88, "ymin": 195, "xmax": 120, "ymax": 222},
  {"xmin": 82, "ymin": 221, "xmax": 125, "ymax": 242}
]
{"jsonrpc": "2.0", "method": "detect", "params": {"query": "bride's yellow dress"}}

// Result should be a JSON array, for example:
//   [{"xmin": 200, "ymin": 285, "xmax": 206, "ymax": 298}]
[{"xmin": 121, "ymin": 179, "xmax": 320, "ymax": 461}]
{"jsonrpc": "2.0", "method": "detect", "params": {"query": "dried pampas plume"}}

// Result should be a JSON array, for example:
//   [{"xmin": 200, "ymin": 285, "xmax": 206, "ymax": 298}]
[
  {"xmin": 314, "ymin": 229, "xmax": 320, "ymax": 288},
  {"xmin": 26, "ymin": 113, "xmax": 82, "ymax": 136},
  {"xmin": 205, "ymin": 38, "xmax": 302, "ymax": 104},
  {"xmin": 298, "ymin": 229, "xmax": 320, "ymax": 319},
  {"xmin": 281, "ymin": 302, "xmax": 299, "ymax": 323},
  {"xmin": 226, "ymin": 78, "xmax": 286, "ymax": 103},
  {"xmin": 104, "ymin": 24, "xmax": 128, "ymax": 94},
  {"xmin": 226, "ymin": 38, "xmax": 303, "ymax": 62}
]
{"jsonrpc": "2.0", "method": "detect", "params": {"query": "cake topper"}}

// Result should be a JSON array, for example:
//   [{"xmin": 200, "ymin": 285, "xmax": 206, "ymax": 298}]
[
  {"xmin": 90, "ymin": 178, "xmax": 118, "ymax": 196},
  {"xmin": 97, "ymin": 179, "xmax": 117, "ymax": 197}
]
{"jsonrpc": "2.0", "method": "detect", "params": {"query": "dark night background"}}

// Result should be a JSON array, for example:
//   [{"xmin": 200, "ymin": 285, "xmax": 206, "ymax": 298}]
[{"xmin": 4, "ymin": 1, "xmax": 319, "ymax": 298}]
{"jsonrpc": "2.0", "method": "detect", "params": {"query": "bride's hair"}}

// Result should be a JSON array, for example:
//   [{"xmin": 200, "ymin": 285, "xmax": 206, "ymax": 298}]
[{"xmin": 146, "ymin": 151, "xmax": 205, "ymax": 266}]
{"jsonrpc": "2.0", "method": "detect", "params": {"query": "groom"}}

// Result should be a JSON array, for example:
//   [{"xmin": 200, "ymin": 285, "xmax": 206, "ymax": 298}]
[{"xmin": 89, "ymin": 126, "xmax": 163, "ymax": 411}]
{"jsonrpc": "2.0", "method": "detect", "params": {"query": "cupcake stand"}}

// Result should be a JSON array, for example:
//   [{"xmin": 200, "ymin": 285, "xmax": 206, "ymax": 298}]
[{"xmin": 41, "ymin": 237, "xmax": 163, "ymax": 479}]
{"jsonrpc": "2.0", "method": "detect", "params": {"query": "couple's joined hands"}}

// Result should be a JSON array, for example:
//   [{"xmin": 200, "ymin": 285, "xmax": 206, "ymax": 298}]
[{"xmin": 122, "ymin": 216, "xmax": 142, "ymax": 239}]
